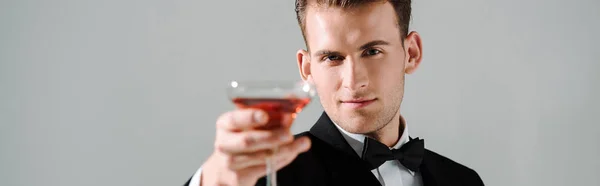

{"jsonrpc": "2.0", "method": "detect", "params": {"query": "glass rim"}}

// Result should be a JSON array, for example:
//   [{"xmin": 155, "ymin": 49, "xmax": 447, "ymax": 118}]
[
  {"xmin": 226, "ymin": 79, "xmax": 317, "ymax": 99},
  {"xmin": 227, "ymin": 80, "xmax": 312, "ymax": 88}
]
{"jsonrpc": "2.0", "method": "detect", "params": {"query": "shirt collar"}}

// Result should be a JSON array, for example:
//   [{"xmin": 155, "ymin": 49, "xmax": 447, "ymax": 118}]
[{"xmin": 331, "ymin": 116, "xmax": 415, "ymax": 175}]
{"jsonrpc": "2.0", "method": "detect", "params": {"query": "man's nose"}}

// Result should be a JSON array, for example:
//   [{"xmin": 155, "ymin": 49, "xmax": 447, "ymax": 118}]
[{"xmin": 341, "ymin": 58, "xmax": 369, "ymax": 91}]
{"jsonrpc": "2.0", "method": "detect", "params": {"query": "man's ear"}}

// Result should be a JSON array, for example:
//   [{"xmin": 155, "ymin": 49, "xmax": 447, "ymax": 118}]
[
  {"xmin": 404, "ymin": 31, "xmax": 423, "ymax": 74},
  {"xmin": 297, "ymin": 49, "xmax": 313, "ymax": 83}
]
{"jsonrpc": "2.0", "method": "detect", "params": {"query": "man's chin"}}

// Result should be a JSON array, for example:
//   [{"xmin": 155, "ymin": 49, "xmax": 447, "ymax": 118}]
[{"xmin": 335, "ymin": 114, "xmax": 380, "ymax": 134}]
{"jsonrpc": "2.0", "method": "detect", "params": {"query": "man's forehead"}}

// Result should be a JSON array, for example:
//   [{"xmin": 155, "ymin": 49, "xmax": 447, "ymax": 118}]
[
  {"xmin": 303, "ymin": 1, "xmax": 396, "ymax": 34},
  {"xmin": 302, "ymin": 1, "xmax": 400, "ymax": 51}
]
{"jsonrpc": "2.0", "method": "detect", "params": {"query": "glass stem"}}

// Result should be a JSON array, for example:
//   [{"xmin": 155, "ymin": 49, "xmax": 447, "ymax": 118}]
[{"xmin": 265, "ymin": 148, "xmax": 277, "ymax": 186}]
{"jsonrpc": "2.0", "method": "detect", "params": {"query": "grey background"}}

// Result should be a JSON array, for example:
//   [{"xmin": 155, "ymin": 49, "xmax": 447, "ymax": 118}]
[{"xmin": 1, "ymin": 0, "xmax": 599, "ymax": 185}]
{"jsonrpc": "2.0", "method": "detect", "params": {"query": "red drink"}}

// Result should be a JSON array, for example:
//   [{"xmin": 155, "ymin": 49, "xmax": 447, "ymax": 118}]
[{"xmin": 232, "ymin": 97, "xmax": 311, "ymax": 129}]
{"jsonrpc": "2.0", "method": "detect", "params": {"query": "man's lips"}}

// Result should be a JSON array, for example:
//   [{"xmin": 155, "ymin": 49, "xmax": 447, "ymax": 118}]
[{"xmin": 340, "ymin": 98, "xmax": 376, "ymax": 108}]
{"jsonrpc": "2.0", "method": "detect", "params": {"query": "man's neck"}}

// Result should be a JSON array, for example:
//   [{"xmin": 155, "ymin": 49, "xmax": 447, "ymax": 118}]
[{"xmin": 365, "ymin": 112, "xmax": 404, "ymax": 147}]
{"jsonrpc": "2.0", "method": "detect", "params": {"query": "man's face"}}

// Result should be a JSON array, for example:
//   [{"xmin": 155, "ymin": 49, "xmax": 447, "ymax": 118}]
[{"xmin": 297, "ymin": 2, "xmax": 422, "ymax": 134}]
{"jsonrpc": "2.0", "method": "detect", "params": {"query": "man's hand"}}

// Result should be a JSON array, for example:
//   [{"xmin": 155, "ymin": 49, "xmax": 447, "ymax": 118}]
[{"xmin": 200, "ymin": 109, "xmax": 311, "ymax": 186}]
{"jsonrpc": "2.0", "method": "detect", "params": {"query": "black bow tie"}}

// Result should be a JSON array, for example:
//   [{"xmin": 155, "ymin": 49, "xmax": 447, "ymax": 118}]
[{"xmin": 361, "ymin": 137, "xmax": 425, "ymax": 172}]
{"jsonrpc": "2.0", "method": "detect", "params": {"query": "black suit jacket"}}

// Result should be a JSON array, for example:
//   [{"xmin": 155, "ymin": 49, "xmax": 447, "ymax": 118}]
[{"xmin": 186, "ymin": 112, "xmax": 484, "ymax": 186}]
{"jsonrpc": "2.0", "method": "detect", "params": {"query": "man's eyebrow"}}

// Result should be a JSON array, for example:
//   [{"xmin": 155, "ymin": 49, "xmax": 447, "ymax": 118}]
[
  {"xmin": 359, "ymin": 40, "xmax": 390, "ymax": 51},
  {"xmin": 312, "ymin": 40, "xmax": 389, "ymax": 57},
  {"xmin": 314, "ymin": 50, "xmax": 343, "ymax": 57}
]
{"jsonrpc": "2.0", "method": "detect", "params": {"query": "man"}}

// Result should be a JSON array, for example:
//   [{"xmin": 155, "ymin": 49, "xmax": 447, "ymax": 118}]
[{"xmin": 186, "ymin": 0, "xmax": 484, "ymax": 185}]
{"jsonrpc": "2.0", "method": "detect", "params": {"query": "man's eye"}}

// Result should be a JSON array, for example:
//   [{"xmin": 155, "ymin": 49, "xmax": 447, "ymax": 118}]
[
  {"xmin": 364, "ymin": 49, "xmax": 381, "ymax": 56},
  {"xmin": 324, "ymin": 55, "xmax": 343, "ymax": 61}
]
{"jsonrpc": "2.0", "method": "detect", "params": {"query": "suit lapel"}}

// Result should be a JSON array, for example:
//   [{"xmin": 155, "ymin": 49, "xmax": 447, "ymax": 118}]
[
  {"xmin": 419, "ymin": 150, "xmax": 446, "ymax": 186},
  {"xmin": 309, "ymin": 112, "xmax": 359, "ymax": 158},
  {"xmin": 420, "ymin": 161, "xmax": 438, "ymax": 186},
  {"xmin": 309, "ymin": 112, "xmax": 381, "ymax": 185}
]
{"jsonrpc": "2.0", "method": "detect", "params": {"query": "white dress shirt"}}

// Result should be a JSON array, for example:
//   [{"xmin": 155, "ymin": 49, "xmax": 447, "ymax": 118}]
[{"xmin": 188, "ymin": 122, "xmax": 423, "ymax": 186}]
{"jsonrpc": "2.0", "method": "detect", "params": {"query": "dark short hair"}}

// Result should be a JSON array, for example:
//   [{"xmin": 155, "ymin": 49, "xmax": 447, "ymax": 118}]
[{"xmin": 294, "ymin": 0, "xmax": 412, "ymax": 48}]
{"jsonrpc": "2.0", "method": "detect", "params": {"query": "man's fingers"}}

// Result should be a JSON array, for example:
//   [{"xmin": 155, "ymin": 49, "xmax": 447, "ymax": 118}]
[
  {"xmin": 216, "ymin": 127, "xmax": 294, "ymax": 154},
  {"xmin": 271, "ymin": 136, "xmax": 312, "ymax": 171},
  {"xmin": 236, "ymin": 164, "xmax": 268, "ymax": 182},
  {"xmin": 217, "ymin": 109, "xmax": 268, "ymax": 131},
  {"xmin": 227, "ymin": 149, "xmax": 273, "ymax": 170},
  {"xmin": 274, "ymin": 136, "xmax": 311, "ymax": 161},
  {"xmin": 224, "ymin": 137, "xmax": 311, "ymax": 171}
]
